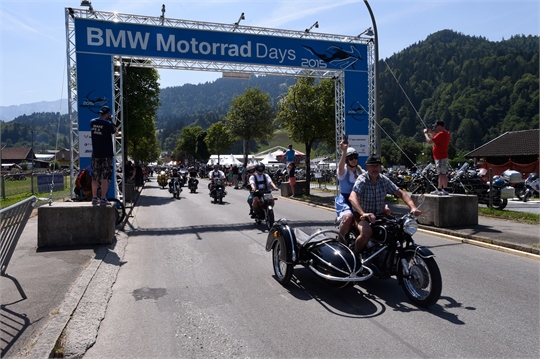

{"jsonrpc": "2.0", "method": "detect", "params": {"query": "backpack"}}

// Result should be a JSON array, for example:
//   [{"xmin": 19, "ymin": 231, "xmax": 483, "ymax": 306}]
[{"xmin": 75, "ymin": 167, "xmax": 92, "ymax": 198}]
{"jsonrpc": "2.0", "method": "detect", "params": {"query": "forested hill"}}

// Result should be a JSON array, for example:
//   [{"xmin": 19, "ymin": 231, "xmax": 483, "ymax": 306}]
[
  {"xmin": 2, "ymin": 30, "xmax": 538, "ymax": 157},
  {"xmin": 379, "ymin": 30, "xmax": 538, "ymax": 151},
  {"xmin": 156, "ymin": 30, "xmax": 538, "ymax": 154},
  {"xmin": 156, "ymin": 75, "xmax": 296, "ymax": 131}
]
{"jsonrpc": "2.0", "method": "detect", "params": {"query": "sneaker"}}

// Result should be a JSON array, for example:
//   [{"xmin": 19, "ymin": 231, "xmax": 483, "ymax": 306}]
[
  {"xmin": 440, "ymin": 189, "xmax": 449, "ymax": 195},
  {"xmin": 99, "ymin": 198, "xmax": 111, "ymax": 206},
  {"xmin": 430, "ymin": 190, "xmax": 441, "ymax": 195},
  {"xmin": 91, "ymin": 197, "xmax": 99, "ymax": 205}
]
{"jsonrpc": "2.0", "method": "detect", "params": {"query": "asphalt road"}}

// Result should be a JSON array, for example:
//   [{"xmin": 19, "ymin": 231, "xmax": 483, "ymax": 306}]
[{"xmin": 65, "ymin": 180, "xmax": 539, "ymax": 358}]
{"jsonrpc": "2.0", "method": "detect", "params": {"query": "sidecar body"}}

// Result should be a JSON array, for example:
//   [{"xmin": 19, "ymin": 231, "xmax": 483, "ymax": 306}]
[{"xmin": 266, "ymin": 219, "xmax": 373, "ymax": 286}]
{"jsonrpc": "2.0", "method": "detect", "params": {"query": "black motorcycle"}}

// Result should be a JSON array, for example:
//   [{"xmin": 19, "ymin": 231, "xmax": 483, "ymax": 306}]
[
  {"xmin": 266, "ymin": 198, "xmax": 442, "ymax": 308},
  {"xmin": 448, "ymin": 163, "xmax": 508, "ymax": 209},
  {"xmin": 209, "ymin": 178, "xmax": 227, "ymax": 204},
  {"xmin": 188, "ymin": 177, "xmax": 199, "ymax": 193},
  {"xmin": 169, "ymin": 177, "xmax": 183, "ymax": 199},
  {"xmin": 251, "ymin": 189, "xmax": 278, "ymax": 230},
  {"xmin": 408, "ymin": 163, "xmax": 438, "ymax": 194}
]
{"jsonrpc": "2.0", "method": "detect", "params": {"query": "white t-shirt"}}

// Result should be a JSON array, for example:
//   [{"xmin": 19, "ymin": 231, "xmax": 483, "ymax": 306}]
[{"xmin": 249, "ymin": 173, "xmax": 272, "ymax": 190}]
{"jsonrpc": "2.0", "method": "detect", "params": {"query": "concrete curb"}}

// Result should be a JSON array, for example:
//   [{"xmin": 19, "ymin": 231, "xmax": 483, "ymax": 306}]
[{"xmin": 24, "ymin": 231, "xmax": 128, "ymax": 359}]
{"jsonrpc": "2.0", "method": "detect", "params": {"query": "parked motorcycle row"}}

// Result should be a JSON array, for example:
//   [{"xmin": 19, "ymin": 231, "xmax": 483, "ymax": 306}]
[{"xmin": 387, "ymin": 163, "xmax": 538, "ymax": 209}]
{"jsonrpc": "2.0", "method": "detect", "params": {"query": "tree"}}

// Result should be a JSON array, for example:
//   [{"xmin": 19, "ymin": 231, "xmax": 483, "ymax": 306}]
[
  {"xmin": 172, "ymin": 125, "xmax": 205, "ymax": 164},
  {"xmin": 276, "ymin": 77, "xmax": 335, "ymax": 195},
  {"xmin": 122, "ymin": 62, "xmax": 161, "ymax": 164},
  {"xmin": 225, "ymin": 87, "xmax": 274, "ymax": 167},
  {"xmin": 205, "ymin": 121, "xmax": 234, "ymax": 165}
]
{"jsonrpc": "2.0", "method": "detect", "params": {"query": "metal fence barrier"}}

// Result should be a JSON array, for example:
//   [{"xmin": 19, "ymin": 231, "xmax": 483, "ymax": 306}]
[{"xmin": 0, "ymin": 195, "xmax": 38, "ymax": 299}]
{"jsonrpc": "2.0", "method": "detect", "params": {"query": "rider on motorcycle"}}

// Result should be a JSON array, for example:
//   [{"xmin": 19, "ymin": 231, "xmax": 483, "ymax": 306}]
[
  {"xmin": 348, "ymin": 154, "xmax": 420, "ymax": 256},
  {"xmin": 208, "ymin": 164, "xmax": 226, "ymax": 191},
  {"xmin": 248, "ymin": 163, "xmax": 279, "ymax": 217},
  {"xmin": 188, "ymin": 166, "xmax": 199, "ymax": 184},
  {"xmin": 169, "ymin": 168, "xmax": 183, "ymax": 192}
]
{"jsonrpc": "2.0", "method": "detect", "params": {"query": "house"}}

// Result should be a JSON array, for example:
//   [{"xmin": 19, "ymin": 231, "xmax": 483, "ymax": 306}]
[
  {"xmin": 465, "ymin": 129, "xmax": 539, "ymax": 176},
  {"xmin": 0, "ymin": 147, "xmax": 48, "ymax": 169}
]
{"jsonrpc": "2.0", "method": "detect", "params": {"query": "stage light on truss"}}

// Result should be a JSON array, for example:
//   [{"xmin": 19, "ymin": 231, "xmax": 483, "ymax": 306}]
[
  {"xmin": 304, "ymin": 21, "xmax": 319, "ymax": 33},
  {"xmin": 233, "ymin": 12, "xmax": 245, "ymax": 31}
]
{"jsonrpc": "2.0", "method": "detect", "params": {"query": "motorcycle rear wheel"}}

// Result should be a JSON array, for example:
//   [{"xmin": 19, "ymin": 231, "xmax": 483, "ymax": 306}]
[
  {"xmin": 400, "ymin": 253, "xmax": 442, "ymax": 308},
  {"xmin": 491, "ymin": 197, "xmax": 508, "ymax": 210},
  {"xmin": 272, "ymin": 240, "xmax": 293, "ymax": 285}
]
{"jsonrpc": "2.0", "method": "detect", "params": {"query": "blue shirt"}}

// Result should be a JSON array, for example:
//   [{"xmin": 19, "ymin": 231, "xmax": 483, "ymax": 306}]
[
  {"xmin": 285, "ymin": 148, "xmax": 295, "ymax": 162},
  {"xmin": 352, "ymin": 172, "xmax": 399, "ymax": 214}
]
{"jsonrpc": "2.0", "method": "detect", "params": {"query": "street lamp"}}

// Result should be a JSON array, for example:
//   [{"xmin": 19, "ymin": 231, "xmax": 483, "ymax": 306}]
[{"xmin": 363, "ymin": 0, "xmax": 380, "ymax": 156}]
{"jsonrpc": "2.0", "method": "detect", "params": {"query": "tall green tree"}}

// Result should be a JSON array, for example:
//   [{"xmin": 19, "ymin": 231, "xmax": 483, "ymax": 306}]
[
  {"xmin": 172, "ymin": 125, "xmax": 205, "ymax": 164},
  {"xmin": 122, "ymin": 63, "xmax": 161, "ymax": 164},
  {"xmin": 225, "ymin": 87, "xmax": 274, "ymax": 166},
  {"xmin": 276, "ymin": 77, "xmax": 335, "ymax": 195},
  {"xmin": 205, "ymin": 121, "xmax": 234, "ymax": 165}
]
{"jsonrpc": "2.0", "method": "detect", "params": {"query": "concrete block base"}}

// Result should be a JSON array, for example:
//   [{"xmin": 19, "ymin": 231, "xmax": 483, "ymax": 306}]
[
  {"xmin": 38, "ymin": 202, "xmax": 115, "ymax": 247},
  {"xmin": 281, "ymin": 180, "xmax": 308, "ymax": 197},
  {"xmin": 413, "ymin": 194, "xmax": 478, "ymax": 228}
]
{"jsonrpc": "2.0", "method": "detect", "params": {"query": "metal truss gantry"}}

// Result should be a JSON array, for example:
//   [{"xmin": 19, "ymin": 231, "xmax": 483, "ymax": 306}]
[{"xmin": 65, "ymin": 7, "xmax": 374, "ymax": 201}]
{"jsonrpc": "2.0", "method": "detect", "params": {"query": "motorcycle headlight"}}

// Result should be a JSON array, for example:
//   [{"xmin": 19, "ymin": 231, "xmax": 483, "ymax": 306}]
[{"xmin": 403, "ymin": 218, "xmax": 418, "ymax": 235}]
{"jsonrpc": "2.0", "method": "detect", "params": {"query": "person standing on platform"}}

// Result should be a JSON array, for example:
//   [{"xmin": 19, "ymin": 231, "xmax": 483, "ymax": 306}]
[{"xmin": 90, "ymin": 106, "xmax": 118, "ymax": 206}]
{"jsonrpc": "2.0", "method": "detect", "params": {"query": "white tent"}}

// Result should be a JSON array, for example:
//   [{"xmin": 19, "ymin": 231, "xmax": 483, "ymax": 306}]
[
  {"xmin": 261, "ymin": 152, "xmax": 278, "ymax": 165},
  {"xmin": 223, "ymin": 154, "xmax": 243, "ymax": 166}
]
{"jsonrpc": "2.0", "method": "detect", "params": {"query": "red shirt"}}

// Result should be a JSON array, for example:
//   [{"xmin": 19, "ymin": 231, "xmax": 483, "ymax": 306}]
[{"xmin": 431, "ymin": 130, "xmax": 450, "ymax": 160}]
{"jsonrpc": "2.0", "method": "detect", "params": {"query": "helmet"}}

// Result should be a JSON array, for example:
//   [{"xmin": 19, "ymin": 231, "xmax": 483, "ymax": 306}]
[
  {"xmin": 246, "ymin": 164, "xmax": 256, "ymax": 173},
  {"xmin": 256, "ymin": 162, "xmax": 265, "ymax": 173},
  {"xmin": 213, "ymin": 164, "xmax": 219, "ymax": 170},
  {"xmin": 346, "ymin": 147, "xmax": 358, "ymax": 158}
]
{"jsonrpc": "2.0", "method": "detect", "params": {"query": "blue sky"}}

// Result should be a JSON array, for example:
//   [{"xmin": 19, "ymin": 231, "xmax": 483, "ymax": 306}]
[{"xmin": 0, "ymin": 0, "xmax": 538, "ymax": 107}]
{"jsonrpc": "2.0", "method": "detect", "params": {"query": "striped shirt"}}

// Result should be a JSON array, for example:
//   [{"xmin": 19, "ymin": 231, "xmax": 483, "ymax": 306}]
[{"xmin": 352, "ymin": 172, "xmax": 399, "ymax": 214}]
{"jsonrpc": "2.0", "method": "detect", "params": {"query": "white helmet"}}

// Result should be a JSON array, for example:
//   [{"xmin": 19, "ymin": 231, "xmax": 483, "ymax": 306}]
[{"xmin": 346, "ymin": 147, "xmax": 358, "ymax": 158}]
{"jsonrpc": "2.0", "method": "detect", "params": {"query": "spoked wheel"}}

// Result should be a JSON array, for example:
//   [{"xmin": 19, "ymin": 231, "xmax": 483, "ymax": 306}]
[
  {"xmin": 108, "ymin": 198, "xmax": 126, "ymax": 226},
  {"xmin": 401, "ymin": 253, "xmax": 442, "ymax": 307},
  {"xmin": 272, "ymin": 240, "xmax": 293, "ymax": 285},
  {"xmin": 265, "ymin": 208, "xmax": 275, "ymax": 230}
]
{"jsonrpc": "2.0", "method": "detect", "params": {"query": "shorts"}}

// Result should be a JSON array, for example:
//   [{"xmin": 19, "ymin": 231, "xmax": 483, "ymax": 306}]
[
  {"xmin": 91, "ymin": 157, "xmax": 113, "ymax": 181},
  {"xmin": 434, "ymin": 158, "xmax": 448, "ymax": 175},
  {"xmin": 335, "ymin": 193, "xmax": 352, "ymax": 221},
  {"xmin": 289, "ymin": 176, "xmax": 296, "ymax": 186}
]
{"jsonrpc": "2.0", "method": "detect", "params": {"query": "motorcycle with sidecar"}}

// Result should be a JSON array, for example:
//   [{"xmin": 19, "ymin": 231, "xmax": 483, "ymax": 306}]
[{"xmin": 265, "ymin": 199, "xmax": 442, "ymax": 308}]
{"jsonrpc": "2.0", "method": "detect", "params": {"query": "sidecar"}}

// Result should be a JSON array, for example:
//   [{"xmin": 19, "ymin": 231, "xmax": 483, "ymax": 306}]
[{"xmin": 265, "ymin": 219, "xmax": 373, "ymax": 286}]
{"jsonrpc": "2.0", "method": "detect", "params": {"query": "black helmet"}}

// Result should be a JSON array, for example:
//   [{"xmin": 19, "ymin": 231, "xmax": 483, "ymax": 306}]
[
  {"xmin": 256, "ymin": 162, "xmax": 265, "ymax": 173},
  {"xmin": 213, "ymin": 164, "xmax": 219, "ymax": 170}
]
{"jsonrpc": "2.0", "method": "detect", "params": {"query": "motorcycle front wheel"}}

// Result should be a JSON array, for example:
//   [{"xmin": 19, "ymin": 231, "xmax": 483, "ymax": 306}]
[
  {"xmin": 265, "ymin": 208, "xmax": 275, "ymax": 230},
  {"xmin": 272, "ymin": 240, "xmax": 293, "ymax": 285},
  {"xmin": 400, "ymin": 253, "xmax": 442, "ymax": 307}
]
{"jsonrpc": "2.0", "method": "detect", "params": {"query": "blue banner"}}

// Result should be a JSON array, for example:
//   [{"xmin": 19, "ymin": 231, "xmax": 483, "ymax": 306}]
[
  {"xmin": 74, "ymin": 18, "xmax": 367, "ymax": 72},
  {"xmin": 37, "ymin": 174, "xmax": 64, "ymax": 193}
]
